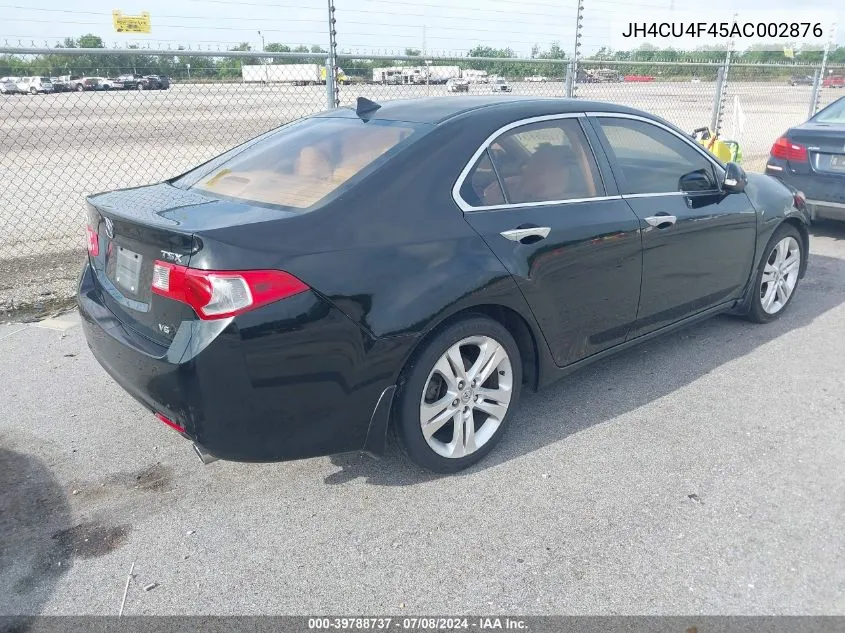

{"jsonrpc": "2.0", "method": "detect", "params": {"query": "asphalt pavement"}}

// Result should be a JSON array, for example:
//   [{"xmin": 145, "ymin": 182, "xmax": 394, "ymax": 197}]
[{"xmin": 1, "ymin": 222, "xmax": 844, "ymax": 615}]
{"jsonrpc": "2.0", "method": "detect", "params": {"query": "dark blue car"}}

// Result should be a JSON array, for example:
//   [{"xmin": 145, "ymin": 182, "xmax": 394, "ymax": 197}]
[{"xmin": 766, "ymin": 96, "xmax": 845, "ymax": 221}]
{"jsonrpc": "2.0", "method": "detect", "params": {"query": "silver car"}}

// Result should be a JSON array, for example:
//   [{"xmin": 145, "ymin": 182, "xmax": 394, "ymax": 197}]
[
  {"xmin": 0, "ymin": 77, "xmax": 20, "ymax": 94},
  {"xmin": 490, "ymin": 78, "xmax": 512, "ymax": 93},
  {"xmin": 17, "ymin": 76, "xmax": 53, "ymax": 94}
]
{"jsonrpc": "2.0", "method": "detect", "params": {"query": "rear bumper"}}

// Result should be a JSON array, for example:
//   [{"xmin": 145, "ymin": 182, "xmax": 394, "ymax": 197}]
[
  {"xmin": 77, "ymin": 262, "xmax": 402, "ymax": 462},
  {"xmin": 765, "ymin": 160, "xmax": 845, "ymax": 221}
]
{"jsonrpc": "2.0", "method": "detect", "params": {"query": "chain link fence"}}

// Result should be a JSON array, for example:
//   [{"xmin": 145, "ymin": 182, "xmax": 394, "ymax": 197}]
[{"xmin": 1, "ymin": 46, "xmax": 843, "ymax": 314}]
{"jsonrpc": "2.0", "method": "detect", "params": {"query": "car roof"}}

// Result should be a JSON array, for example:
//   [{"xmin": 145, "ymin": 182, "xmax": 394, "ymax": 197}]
[{"xmin": 316, "ymin": 96, "xmax": 648, "ymax": 124}]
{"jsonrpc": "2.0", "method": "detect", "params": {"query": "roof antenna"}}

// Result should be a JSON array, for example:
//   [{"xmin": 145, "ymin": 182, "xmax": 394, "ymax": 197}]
[{"xmin": 355, "ymin": 97, "xmax": 381, "ymax": 118}]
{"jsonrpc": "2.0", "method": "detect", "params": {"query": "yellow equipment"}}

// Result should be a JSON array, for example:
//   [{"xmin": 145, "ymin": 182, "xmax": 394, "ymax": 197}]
[{"xmin": 692, "ymin": 127, "xmax": 742, "ymax": 164}]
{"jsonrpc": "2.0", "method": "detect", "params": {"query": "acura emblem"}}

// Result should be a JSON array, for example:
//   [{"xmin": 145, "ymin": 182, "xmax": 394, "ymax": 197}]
[{"xmin": 103, "ymin": 217, "xmax": 114, "ymax": 239}]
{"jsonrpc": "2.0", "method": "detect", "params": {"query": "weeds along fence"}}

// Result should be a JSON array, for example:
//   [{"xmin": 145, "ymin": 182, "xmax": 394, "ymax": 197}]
[{"xmin": 0, "ymin": 46, "xmax": 842, "ymax": 313}]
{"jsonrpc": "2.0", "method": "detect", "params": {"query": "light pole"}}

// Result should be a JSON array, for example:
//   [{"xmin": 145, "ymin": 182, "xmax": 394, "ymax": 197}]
[{"xmin": 258, "ymin": 30, "xmax": 268, "ymax": 84}]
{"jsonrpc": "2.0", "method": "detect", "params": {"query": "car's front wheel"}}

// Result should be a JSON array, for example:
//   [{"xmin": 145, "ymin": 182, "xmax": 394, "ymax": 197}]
[
  {"xmin": 746, "ymin": 224, "xmax": 804, "ymax": 323},
  {"xmin": 393, "ymin": 316, "xmax": 522, "ymax": 473}
]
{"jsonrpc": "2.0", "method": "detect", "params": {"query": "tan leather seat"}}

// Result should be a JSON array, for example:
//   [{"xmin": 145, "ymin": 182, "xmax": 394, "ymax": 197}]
[{"xmin": 295, "ymin": 146, "xmax": 332, "ymax": 180}]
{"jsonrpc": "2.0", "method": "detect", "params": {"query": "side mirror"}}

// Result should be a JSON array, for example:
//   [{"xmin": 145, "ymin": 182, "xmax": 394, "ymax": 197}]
[
  {"xmin": 722, "ymin": 162, "xmax": 747, "ymax": 193},
  {"xmin": 679, "ymin": 169, "xmax": 716, "ymax": 192}
]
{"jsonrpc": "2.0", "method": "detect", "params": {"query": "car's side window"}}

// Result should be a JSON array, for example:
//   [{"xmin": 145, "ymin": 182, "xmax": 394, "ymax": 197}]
[
  {"xmin": 461, "ymin": 118, "xmax": 604, "ymax": 208},
  {"xmin": 459, "ymin": 151, "xmax": 504, "ymax": 207},
  {"xmin": 596, "ymin": 117, "xmax": 719, "ymax": 195}
]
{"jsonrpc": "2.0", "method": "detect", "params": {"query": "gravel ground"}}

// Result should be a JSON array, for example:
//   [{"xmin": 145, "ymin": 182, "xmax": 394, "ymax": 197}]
[
  {"xmin": 1, "ymin": 79, "xmax": 841, "ymax": 311},
  {"xmin": 1, "ymin": 221, "xmax": 844, "ymax": 616}
]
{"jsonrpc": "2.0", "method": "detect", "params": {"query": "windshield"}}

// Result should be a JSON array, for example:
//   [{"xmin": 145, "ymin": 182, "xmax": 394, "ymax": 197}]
[
  {"xmin": 176, "ymin": 117, "xmax": 422, "ymax": 210},
  {"xmin": 812, "ymin": 98, "xmax": 845, "ymax": 124}
]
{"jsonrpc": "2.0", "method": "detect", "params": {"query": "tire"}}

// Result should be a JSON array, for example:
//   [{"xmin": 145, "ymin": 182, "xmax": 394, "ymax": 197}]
[
  {"xmin": 29, "ymin": 87, "xmax": 37, "ymax": 95},
  {"xmin": 75, "ymin": 84, "xmax": 84, "ymax": 92},
  {"xmin": 137, "ymin": 83, "xmax": 144, "ymax": 91},
  {"xmin": 393, "ymin": 316, "xmax": 522, "ymax": 473},
  {"xmin": 745, "ymin": 223, "xmax": 804, "ymax": 323}
]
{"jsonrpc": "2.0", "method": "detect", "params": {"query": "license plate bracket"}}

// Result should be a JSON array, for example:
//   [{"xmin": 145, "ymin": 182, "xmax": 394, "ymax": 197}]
[{"xmin": 114, "ymin": 246, "xmax": 143, "ymax": 294}]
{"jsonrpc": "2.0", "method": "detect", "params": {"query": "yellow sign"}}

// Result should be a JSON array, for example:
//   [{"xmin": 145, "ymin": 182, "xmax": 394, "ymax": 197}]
[{"xmin": 112, "ymin": 10, "xmax": 151, "ymax": 33}]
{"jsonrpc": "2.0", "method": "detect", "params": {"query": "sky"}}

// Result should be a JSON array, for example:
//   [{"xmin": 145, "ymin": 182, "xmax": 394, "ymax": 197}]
[{"xmin": 2, "ymin": 0, "xmax": 843, "ymax": 57}]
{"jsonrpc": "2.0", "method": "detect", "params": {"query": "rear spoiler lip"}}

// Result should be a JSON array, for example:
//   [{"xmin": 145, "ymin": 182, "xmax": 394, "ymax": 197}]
[{"xmin": 86, "ymin": 182, "xmax": 216, "ymax": 230}]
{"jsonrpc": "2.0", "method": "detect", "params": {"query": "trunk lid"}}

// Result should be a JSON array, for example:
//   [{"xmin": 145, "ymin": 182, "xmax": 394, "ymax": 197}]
[
  {"xmin": 789, "ymin": 123, "xmax": 845, "ymax": 177},
  {"xmin": 87, "ymin": 184, "xmax": 217, "ymax": 347},
  {"xmin": 87, "ymin": 183, "xmax": 302, "ymax": 347}
]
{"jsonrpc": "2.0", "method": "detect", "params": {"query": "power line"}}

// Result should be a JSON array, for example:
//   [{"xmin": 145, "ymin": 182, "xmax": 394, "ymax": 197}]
[{"xmin": 4, "ymin": 4, "xmax": 571, "ymax": 29}]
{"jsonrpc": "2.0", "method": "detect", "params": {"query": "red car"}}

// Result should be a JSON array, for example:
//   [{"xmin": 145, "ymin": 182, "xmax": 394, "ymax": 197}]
[
  {"xmin": 623, "ymin": 75, "xmax": 655, "ymax": 82},
  {"xmin": 823, "ymin": 75, "xmax": 844, "ymax": 89}
]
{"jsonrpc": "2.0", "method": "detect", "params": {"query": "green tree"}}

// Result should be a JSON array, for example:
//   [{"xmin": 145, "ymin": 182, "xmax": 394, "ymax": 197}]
[
  {"xmin": 78, "ymin": 34, "xmax": 104, "ymax": 48},
  {"xmin": 404, "ymin": 48, "xmax": 421, "ymax": 57}
]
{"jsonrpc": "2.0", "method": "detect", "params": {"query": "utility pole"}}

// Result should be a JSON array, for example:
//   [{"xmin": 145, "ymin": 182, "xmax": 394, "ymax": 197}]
[
  {"xmin": 257, "ymin": 30, "xmax": 268, "ymax": 84},
  {"xmin": 570, "ymin": 0, "xmax": 584, "ymax": 98},
  {"xmin": 812, "ymin": 22, "xmax": 837, "ymax": 117},
  {"xmin": 326, "ymin": 0, "xmax": 339, "ymax": 108}
]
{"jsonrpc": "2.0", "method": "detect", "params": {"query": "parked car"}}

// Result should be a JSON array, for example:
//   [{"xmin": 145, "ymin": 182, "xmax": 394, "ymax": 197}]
[
  {"xmin": 61, "ymin": 75, "xmax": 87, "ymax": 92},
  {"xmin": 446, "ymin": 78, "xmax": 469, "ymax": 93},
  {"xmin": 624, "ymin": 75, "xmax": 656, "ymax": 82},
  {"xmin": 94, "ymin": 77, "xmax": 122, "ymax": 90},
  {"xmin": 0, "ymin": 77, "xmax": 20, "ymax": 94},
  {"xmin": 822, "ymin": 75, "xmax": 844, "ymax": 89},
  {"xmin": 766, "ymin": 96, "xmax": 845, "ymax": 221},
  {"xmin": 581, "ymin": 69, "xmax": 623, "ymax": 83},
  {"xmin": 490, "ymin": 77, "xmax": 512, "ymax": 92},
  {"xmin": 16, "ymin": 77, "xmax": 53, "ymax": 94},
  {"xmin": 137, "ymin": 75, "xmax": 170, "ymax": 90},
  {"xmin": 790, "ymin": 75, "xmax": 814, "ymax": 86},
  {"xmin": 81, "ymin": 77, "xmax": 102, "ymax": 91},
  {"xmin": 50, "ymin": 77, "xmax": 67, "ymax": 92},
  {"xmin": 524, "ymin": 75, "xmax": 548, "ymax": 83},
  {"xmin": 78, "ymin": 96, "xmax": 810, "ymax": 472},
  {"xmin": 114, "ymin": 74, "xmax": 139, "ymax": 89}
]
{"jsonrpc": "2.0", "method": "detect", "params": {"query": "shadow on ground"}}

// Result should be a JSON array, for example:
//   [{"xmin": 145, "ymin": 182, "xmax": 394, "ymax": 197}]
[
  {"xmin": 326, "ymin": 248, "xmax": 845, "ymax": 487},
  {"xmin": 0, "ymin": 448, "xmax": 72, "ymax": 617}
]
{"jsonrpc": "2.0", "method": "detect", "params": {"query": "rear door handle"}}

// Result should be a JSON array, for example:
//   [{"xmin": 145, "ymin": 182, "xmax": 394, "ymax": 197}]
[
  {"xmin": 500, "ymin": 226, "xmax": 551, "ymax": 242},
  {"xmin": 643, "ymin": 215, "xmax": 677, "ymax": 228}
]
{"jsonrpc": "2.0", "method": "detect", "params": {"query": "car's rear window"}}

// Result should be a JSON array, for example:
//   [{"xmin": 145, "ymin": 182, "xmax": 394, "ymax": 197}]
[
  {"xmin": 179, "ymin": 117, "xmax": 421, "ymax": 210},
  {"xmin": 813, "ymin": 98, "xmax": 845, "ymax": 124}
]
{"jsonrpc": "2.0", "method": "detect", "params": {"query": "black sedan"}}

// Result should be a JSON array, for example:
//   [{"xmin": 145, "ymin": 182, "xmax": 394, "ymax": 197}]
[
  {"xmin": 766, "ymin": 96, "xmax": 845, "ymax": 221},
  {"xmin": 78, "ymin": 96, "xmax": 810, "ymax": 472}
]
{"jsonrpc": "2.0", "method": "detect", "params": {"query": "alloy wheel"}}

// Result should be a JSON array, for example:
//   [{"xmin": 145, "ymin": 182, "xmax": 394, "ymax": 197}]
[
  {"xmin": 760, "ymin": 236, "xmax": 800, "ymax": 315},
  {"xmin": 419, "ymin": 335, "xmax": 513, "ymax": 459}
]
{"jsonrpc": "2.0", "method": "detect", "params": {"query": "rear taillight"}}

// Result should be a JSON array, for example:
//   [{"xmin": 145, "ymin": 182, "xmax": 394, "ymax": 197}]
[
  {"xmin": 770, "ymin": 137, "xmax": 808, "ymax": 162},
  {"xmin": 86, "ymin": 225, "xmax": 99, "ymax": 257},
  {"xmin": 151, "ymin": 261, "xmax": 309, "ymax": 319}
]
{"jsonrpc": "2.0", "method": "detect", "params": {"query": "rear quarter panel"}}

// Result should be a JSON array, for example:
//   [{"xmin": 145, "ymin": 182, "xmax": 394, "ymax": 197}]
[{"xmin": 743, "ymin": 172, "xmax": 811, "ymax": 273}]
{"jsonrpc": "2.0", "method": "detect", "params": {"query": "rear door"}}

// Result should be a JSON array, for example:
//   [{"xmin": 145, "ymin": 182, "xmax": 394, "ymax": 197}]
[
  {"xmin": 589, "ymin": 114, "xmax": 757, "ymax": 337},
  {"xmin": 457, "ymin": 114, "xmax": 643, "ymax": 367}
]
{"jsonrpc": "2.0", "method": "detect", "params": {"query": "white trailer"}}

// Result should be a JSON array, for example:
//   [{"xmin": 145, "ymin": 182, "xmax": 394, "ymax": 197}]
[
  {"xmin": 427, "ymin": 65, "xmax": 461, "ymax": 84},
  {"xmin": 242, "ymin": 64, "xmax": 320, "ymax": 85},
  {"xmin": 462, "ymin": 69, "xmax": 489, "ymax": 84}
]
